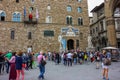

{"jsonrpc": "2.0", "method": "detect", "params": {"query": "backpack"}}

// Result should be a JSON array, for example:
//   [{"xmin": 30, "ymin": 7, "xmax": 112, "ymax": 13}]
[
  {"xmin": 103, "ymin": 58, "xmax": 111, "ymax": 66},
  {"xmin": 41, "ymin": 57, "xmax": 47, "ymax": 66}
]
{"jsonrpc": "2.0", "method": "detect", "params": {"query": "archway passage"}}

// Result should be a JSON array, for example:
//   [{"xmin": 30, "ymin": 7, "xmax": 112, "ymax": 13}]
[{"xmin": 67, "ymin": 39, "xmax": 74, "ymax": 50}]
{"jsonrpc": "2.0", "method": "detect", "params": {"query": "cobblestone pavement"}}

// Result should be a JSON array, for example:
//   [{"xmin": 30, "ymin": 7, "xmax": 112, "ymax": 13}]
[{"xmin": 0, "ymin": 61, "xmax": 120, "ymax": 80}]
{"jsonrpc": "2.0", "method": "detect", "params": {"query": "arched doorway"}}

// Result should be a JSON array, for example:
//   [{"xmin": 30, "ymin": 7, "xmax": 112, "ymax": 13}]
[{"xmin": 67, "ymin": 39, "xmax": 74, "ymax": 50}]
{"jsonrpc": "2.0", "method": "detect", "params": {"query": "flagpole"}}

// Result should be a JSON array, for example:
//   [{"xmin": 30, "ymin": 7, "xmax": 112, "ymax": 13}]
[
  {"xmin": 36, "ymin": 8, "xmax": 39, "ymax": 21},
  {"xmin": 24, "ymin": 6, "xmax": 26, "ymax": 20}
]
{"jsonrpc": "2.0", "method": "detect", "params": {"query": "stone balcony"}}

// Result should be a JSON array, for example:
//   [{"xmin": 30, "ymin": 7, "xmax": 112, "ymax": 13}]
[{"xmin": 24, "ymin": 18, "xmax": 38, "ymax": 24}]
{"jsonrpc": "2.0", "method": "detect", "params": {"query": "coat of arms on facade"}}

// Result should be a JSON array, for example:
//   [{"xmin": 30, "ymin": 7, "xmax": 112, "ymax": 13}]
[{"xmin": 61, "ymin": 26, "xmax": 79, "ymax": 36}]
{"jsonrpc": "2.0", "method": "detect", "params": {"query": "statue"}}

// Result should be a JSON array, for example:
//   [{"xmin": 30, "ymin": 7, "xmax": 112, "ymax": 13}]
[
  {"xmin": 88, "ymin": 35, "xmax": 93, "ymax": 48},
  {"xmin": 58, "ymin": 35, "xmax": 63, "ymax": 52},
  {"xmin": 86, "ymin": 35, "xmax": 95, "ymax": 52},
  {"xmin": 58, "ymin": 35, "xmax": 62, "ymax": 43}
]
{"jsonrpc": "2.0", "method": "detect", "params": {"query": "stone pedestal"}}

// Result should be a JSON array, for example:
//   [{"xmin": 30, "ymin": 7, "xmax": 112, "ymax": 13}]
[{"xmin": 86, "ymin": 47, "xmax": 95, "ymax": 52}]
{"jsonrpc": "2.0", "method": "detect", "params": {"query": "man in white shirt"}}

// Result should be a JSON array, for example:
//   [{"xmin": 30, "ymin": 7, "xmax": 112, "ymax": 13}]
[{"xmin": 67, "ymin": 51, "xmax": 73, "ymax": 66}]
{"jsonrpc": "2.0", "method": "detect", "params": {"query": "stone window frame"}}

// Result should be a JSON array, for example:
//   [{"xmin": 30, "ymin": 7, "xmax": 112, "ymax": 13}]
[
  {"xmin": 78, "ymin": 17, "xmax": 83, "ymax": 26},
  {"xmin": 12, "ymin": 12, "xmax": 21, "ymax": 22},
  {"xmin": 0, "ymin": 10, "xmax": 6, "ymax": 21},
  {"xmin": 46, "ymin": 16, "xmax": 52, "ymax": 23},
  {"xmin": 77, "ymin": 7, "xmax": 82, "ymax": 13},
  {"xmin": 66, "ymin": 16, "xmax": 72, "ymax": 25},
  {"xmin": 67, "ymin": 5, "xmax": 72, "ymax": 12}
]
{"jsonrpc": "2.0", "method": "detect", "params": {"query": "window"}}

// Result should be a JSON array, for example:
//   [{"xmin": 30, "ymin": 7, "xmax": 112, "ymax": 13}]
[
  {"xmin": 16, "ymin": 0, "xmax": 19, "ymax": 3},
  {"xmin": 78, "ymin": 17, "xmax": 83, "ymax": 25},
  {"xmin": 90, "ymin": 30, "xmax": 92, "ymax": 35},
  {"xmin": 66, "ymin": 16, "xmax": 72, "ymax": 25},
  {"xmin": 77, "ymin": 0, "xmax": 81, "ymax": 2},
  {"xmin": 77, "ymin": 7, "xmax": 82, "ymax": 13},
  {"xmin": 97, "ymin": 8, "xmax": 104, "ymax": 17},
  {"xmin": 80, "ymin": 33, "xmax": 83, "ymax": 39},
  {"xmin": 100, "ymin": 21, "xmax": 104, "ymax": 31},
  {"xmin": 93, "ymin": 28, "xmax": 95, "ymax": 33},
  {"xmin": 0, "ymin": 11, "xmax": 5, "ymax": 21},
  {"xmin": 31, "ymin": 0, "xmax": 34, "ymax": 3},
  {"xmin": 46, "ymin": 16, "xmax": 52, "ymax": 23},
  {"xmin": 114, "ymin": 8, "xmax": 120, "ymax": 17},
  {"xmin": 115, "ymin": 19, "xmax": 120, "ymax": 30},
  {"xmin": 28, "ymin": 32, "xmax": 32, "ymax": 39},
  {"xmin": 44, "ymin": 30, "xmax": 54, "ymax": 37},
  {"xmin": 47, "ymin": 4, "xmax": 51, "ymax": 10},
  {"xmin": 29, "ymin": 7, "xmax": 34, "ymax": 13},
  {"xmin": 11, "ymin": 30, "xmax": 15, "ymax": 40},
  {"xmin": 76, "ymin": 40, "xmax": 79, "ymax": 48},
  {"xmin": 67, "ymin": 5, "xmax": 72, "ymax": 12},
  {"xmin": 96, "ymin": 27, "xmax": 98, "ymax": 32},
  {"xmin": 12, "ymin": 12, "xmax": 21, "ymax": 22}
]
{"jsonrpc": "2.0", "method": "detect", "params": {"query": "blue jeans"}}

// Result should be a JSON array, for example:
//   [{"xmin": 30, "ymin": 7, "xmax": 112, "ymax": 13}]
[
  {"xmin": 38, "ymin": 64, "xmax": 45, "ymax": 79},
  {"xmin": 5, "ymin": 62, "xmax": 10, "ymax": 73},
  {"xmin": 73, "ymin": 58, "xmax": 77, "ymax": 64}
]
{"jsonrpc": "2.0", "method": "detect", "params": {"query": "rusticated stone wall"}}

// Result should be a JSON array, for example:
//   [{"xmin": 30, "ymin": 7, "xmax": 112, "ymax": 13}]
[{"xmin": 0, "ymin": 0, "xmax": 89, "ymax": 52}]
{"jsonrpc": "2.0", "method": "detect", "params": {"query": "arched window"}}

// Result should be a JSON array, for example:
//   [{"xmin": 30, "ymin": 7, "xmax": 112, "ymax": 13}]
[
  {"xmin": 46, "ymin": 16, "xmax": 52, "ymax": 23},
  {"xmin": 77, "ymin": 7, "xmax": 82, "ymax": 13},
  {"xmin": 12, "ymin": 12, "xmax": 21, "ymax": 22},
  {"xmin": 0, "ymin": 11, "xmax": 6, "ymax": 21},
  {"xmin": 67, "ymin": 5, "xmax": 72, "ymax": 12},
  {"xmin": 66, "ymin": 16, "xmax": 72, "ymax": 25},
  {"xmin": 78, "ymin": 17, "xmax": 83, "ymax": 25}
]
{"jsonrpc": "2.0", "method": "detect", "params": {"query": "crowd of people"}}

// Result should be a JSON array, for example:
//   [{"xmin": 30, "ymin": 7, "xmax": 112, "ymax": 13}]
[{"xmin": 0, "ymin": 49, "xmax": 112, "ymax": 80}]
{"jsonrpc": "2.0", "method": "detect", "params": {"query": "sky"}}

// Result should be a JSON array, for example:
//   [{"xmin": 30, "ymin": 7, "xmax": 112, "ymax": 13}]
[{"xmin": 87, "ymin": 0, "xmax": 104, "ymax": 16}]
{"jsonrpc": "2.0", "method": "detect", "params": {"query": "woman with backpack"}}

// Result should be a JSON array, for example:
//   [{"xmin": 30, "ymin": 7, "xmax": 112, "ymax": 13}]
[
  {"xmin": 102, "ymin": 51, "xmax": 110, "ymax": 80},
  {"xmin": 37, "ymin": 51, "xmax": 46, "ymax": 80}
]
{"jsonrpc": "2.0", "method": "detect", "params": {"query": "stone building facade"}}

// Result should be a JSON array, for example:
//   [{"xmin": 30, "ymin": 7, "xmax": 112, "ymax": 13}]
[
  {"xmin": 0, "ymin": 0, "xmax": 89, "ymax": 52},
  {"xmin": 90, "ymin": 0, "xmax": 120, "ymax": 50}
]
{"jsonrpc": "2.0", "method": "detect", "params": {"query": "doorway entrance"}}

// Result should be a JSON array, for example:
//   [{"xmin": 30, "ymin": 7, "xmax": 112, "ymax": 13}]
[{"xmin": 67, "ymin": 39, "xmax": 74, "ymax": 50}]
